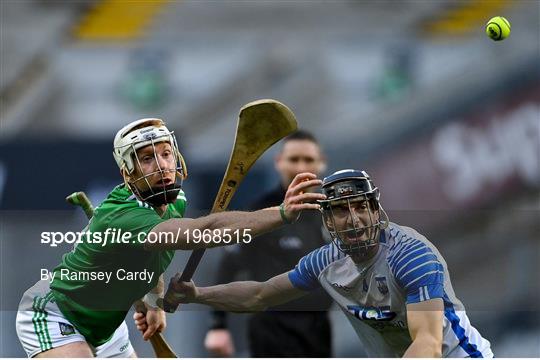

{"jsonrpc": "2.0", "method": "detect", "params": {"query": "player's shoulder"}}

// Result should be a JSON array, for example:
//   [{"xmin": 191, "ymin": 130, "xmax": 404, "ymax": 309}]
[
  {"xmin": 289, "ymin": 242, "xmax": 347, "ymax": 290},
  {"xmin": 383, "ymin": 223, "xmax": 446, "ymax": 282},
  {"xmin": 385, "ymin": 222, "xmax": 436, "ymax": 250},
  {"xmin": 96, "ymin": 184, "xmax": 150, "ymax": 213},
  {"xmin": 168, "ymin": 189, "xmax": 187, "ymax": 217},
  {"xmin": 299, "ymin": 242, "xmax": 347, "ymax": 273},
  {"xmin": 385, "ymin": 223, "xmax": 440, "ymax": 264},
  {"xmin": 90, "ymin": 186, "xmax": 158, "ymax": 230}
]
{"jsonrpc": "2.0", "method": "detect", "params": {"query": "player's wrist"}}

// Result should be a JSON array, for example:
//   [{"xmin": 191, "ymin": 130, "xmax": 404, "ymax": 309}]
[
  {"xmin": 279, "ymin": 202, "xmax": 298, "ymax": 224},
  {"xmin": 198, "ymin": 286, "xmax": 220, "ymax": 306},
  {"xmin": 143, "ymin": 292, "xmax": 162, "ymax": 310}
]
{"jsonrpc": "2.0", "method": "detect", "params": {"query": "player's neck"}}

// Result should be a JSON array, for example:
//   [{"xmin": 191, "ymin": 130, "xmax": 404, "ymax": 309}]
[
  {"xmin": 155, "ymin": 204, "xmax": 167, "ymax": 216},
  {"xmin": 350, "ymin": 244, "xmax": 379, "ymax": 264}
]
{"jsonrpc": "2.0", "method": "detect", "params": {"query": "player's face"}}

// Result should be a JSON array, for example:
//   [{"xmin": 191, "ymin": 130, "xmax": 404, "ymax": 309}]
[
  {"xmin": 132, "ymin": 142, "xmax": 177, "ymax": 191},
  {"xmin": 325, "ymin": 197, "xmax": 380, "ymax": 245},
  {"xmin": 275, "ymin": 140, "xmax": 325, "ymax": 186}
]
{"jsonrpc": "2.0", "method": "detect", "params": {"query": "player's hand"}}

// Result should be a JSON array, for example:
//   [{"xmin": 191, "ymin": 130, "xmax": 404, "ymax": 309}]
[
  {"xmin": 133, "ymin": 307, "xmax": 167, "ymax": 341},
  {"xmin": 205, "ymin": 329, "xmax": 235, "ymax": 357},
  {"xmin": 168, "ymin": 277, "xmax": 199, "ymax": 304},
  {"xmin": 282, "ymin": 172, "xmax": 325, "ymax": 223}
]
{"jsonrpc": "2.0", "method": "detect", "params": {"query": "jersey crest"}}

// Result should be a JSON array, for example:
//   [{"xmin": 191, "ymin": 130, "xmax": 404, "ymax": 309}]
[{"xmin": 375, "ymin": 276, "xmax": 389, "ymax": 295}]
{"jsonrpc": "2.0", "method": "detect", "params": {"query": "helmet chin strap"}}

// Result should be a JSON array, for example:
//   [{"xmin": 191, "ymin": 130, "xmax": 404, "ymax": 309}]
[
  {"xmin": 123, "ymin": 168, "xmax": 183, "ymax": 207},
  {"xmin": 138, "ymin": 183, "xmax": 181, "ymax": 207}
]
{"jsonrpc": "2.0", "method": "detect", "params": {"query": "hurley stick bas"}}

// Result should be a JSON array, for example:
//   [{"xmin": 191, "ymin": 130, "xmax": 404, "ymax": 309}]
[
  {"xmin": 66, "ymin": 192, "xmax": 177, "ymax": 358},
  {"xmin": 161, "ymin": 99, "xmax": 298, "ymax": 313}
]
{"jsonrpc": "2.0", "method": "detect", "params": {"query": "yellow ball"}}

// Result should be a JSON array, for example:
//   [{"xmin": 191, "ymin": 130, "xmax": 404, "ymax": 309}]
[{"xmin": 486, "ymin": 16, "xmax": 511, "ymax": 41}]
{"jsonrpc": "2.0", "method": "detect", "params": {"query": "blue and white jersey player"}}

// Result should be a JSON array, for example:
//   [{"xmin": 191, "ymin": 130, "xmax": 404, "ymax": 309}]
[{"xmin": 164, "ymin": 169, "xmax": 493, "ymax": 357}]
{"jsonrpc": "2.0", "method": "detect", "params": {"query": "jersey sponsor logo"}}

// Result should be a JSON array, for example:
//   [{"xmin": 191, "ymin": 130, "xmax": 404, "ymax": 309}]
[
  {"xmin": 59, "ymin": 322, "xmax": 75, "ymax": 336},
  {"xmin": 375, "ymin": 276, "xmax": 389, "ymax": 295},
  {"xmin": 347, "ymin": 305, "xmax": 397, "ymax": 321},
  {"xmin": 331, "ymin": 282, "xmax": 352, "ymax": 291}
]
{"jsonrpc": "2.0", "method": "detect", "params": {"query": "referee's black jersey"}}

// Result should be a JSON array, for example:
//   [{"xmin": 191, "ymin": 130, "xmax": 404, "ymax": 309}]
[{"xmin": 211, "ymin": 185, "xmax": 333, "ymax": 357}]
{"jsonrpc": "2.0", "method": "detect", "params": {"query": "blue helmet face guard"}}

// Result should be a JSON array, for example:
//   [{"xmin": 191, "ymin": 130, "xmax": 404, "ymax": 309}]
[{"xmin": 319, "ymin": 170, "xmax": 389, "ymax": 256}]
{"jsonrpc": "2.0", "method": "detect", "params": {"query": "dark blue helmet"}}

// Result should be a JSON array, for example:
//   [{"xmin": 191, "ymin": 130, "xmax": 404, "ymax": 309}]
[{"xmin": 321, "ymin": 169, "xmax": 379, "ymax": 203}]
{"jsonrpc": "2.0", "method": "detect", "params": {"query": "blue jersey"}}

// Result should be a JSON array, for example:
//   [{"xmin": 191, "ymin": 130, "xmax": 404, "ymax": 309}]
[{"xmin": 288, "ymin": 222, "xmax": 492, "ymax": 357}]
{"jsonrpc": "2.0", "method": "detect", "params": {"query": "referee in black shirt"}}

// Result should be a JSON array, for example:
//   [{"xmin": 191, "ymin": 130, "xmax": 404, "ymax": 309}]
[{"xmin": 205, "ymin": 130, "xmax": 333, "ymax": 357}]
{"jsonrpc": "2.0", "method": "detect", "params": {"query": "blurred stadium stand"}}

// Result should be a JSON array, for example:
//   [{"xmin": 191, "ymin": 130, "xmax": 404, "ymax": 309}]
[{"xmin": 1, "ymin": 0, "xmax": 538, "ymax": 357}]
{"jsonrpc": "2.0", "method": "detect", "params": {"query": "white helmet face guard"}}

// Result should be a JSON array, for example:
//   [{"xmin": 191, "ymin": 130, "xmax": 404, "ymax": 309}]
[{"xmin": 113, "ymin": 119, "xmax": 187, "ymax": 206}]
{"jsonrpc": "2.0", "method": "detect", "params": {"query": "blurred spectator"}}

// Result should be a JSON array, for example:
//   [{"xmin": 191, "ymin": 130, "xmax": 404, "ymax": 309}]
[{"xmin": 121, "ymin": 47, "xmax": 169, "ymax": 110}]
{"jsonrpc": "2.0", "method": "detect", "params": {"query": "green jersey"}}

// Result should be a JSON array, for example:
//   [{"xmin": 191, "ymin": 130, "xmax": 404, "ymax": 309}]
[{"xmin": 50, "ymin": 184, "xmax": 187, "ymax": 346}]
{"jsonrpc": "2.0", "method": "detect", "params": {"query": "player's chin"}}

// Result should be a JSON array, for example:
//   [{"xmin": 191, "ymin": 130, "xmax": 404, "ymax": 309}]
[
  {"xmin": 341, "ymin": 233, "xmax": 370, "ymax": 245},
  {"xmin": 341, "ymin": 228, "xmax": 363, "ymax": 238},
  {"xmin": 340, "ymin": 238, "xmax": 357, "ymax": 247}
]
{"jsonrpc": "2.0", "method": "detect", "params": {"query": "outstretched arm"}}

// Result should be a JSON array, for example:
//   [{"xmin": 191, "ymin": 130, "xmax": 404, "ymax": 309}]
[
  {"xmin": 144, "ymin": 173, "xmax": 324, "ymax": 251},
  {"xmin": 173, "ymin": 272, "xmax": 307, "ymax": 312},
  {"xmin": 403, "ymin": 299, "xmax": 443, "ymax": 357}
]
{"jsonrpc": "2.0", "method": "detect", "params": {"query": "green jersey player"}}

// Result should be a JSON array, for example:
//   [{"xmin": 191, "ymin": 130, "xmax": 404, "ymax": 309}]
[{"xmin": 16, "ymin": 118, "xmax": 324, "ymax": 357}]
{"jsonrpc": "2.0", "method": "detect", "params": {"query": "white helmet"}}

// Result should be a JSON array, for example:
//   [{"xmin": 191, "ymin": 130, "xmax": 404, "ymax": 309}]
[{"xmin": 113, "ymin": 118, "xmax": 187, "ymax": 206}]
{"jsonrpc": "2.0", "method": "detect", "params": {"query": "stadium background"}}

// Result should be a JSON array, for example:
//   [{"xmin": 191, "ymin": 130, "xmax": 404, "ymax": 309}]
[{"xmin": 1, "ymin": 0, "xmax": 538, "ymax": 357}]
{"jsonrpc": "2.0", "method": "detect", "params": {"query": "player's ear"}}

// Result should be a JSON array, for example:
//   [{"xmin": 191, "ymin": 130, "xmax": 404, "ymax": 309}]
[
  {"xmin": 177, "ymin": 150, "xmax": 188, "ymax": 180},
  {"xmin": 120, "ymin": 166, "xmax": 132, "ymax": 185}
]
